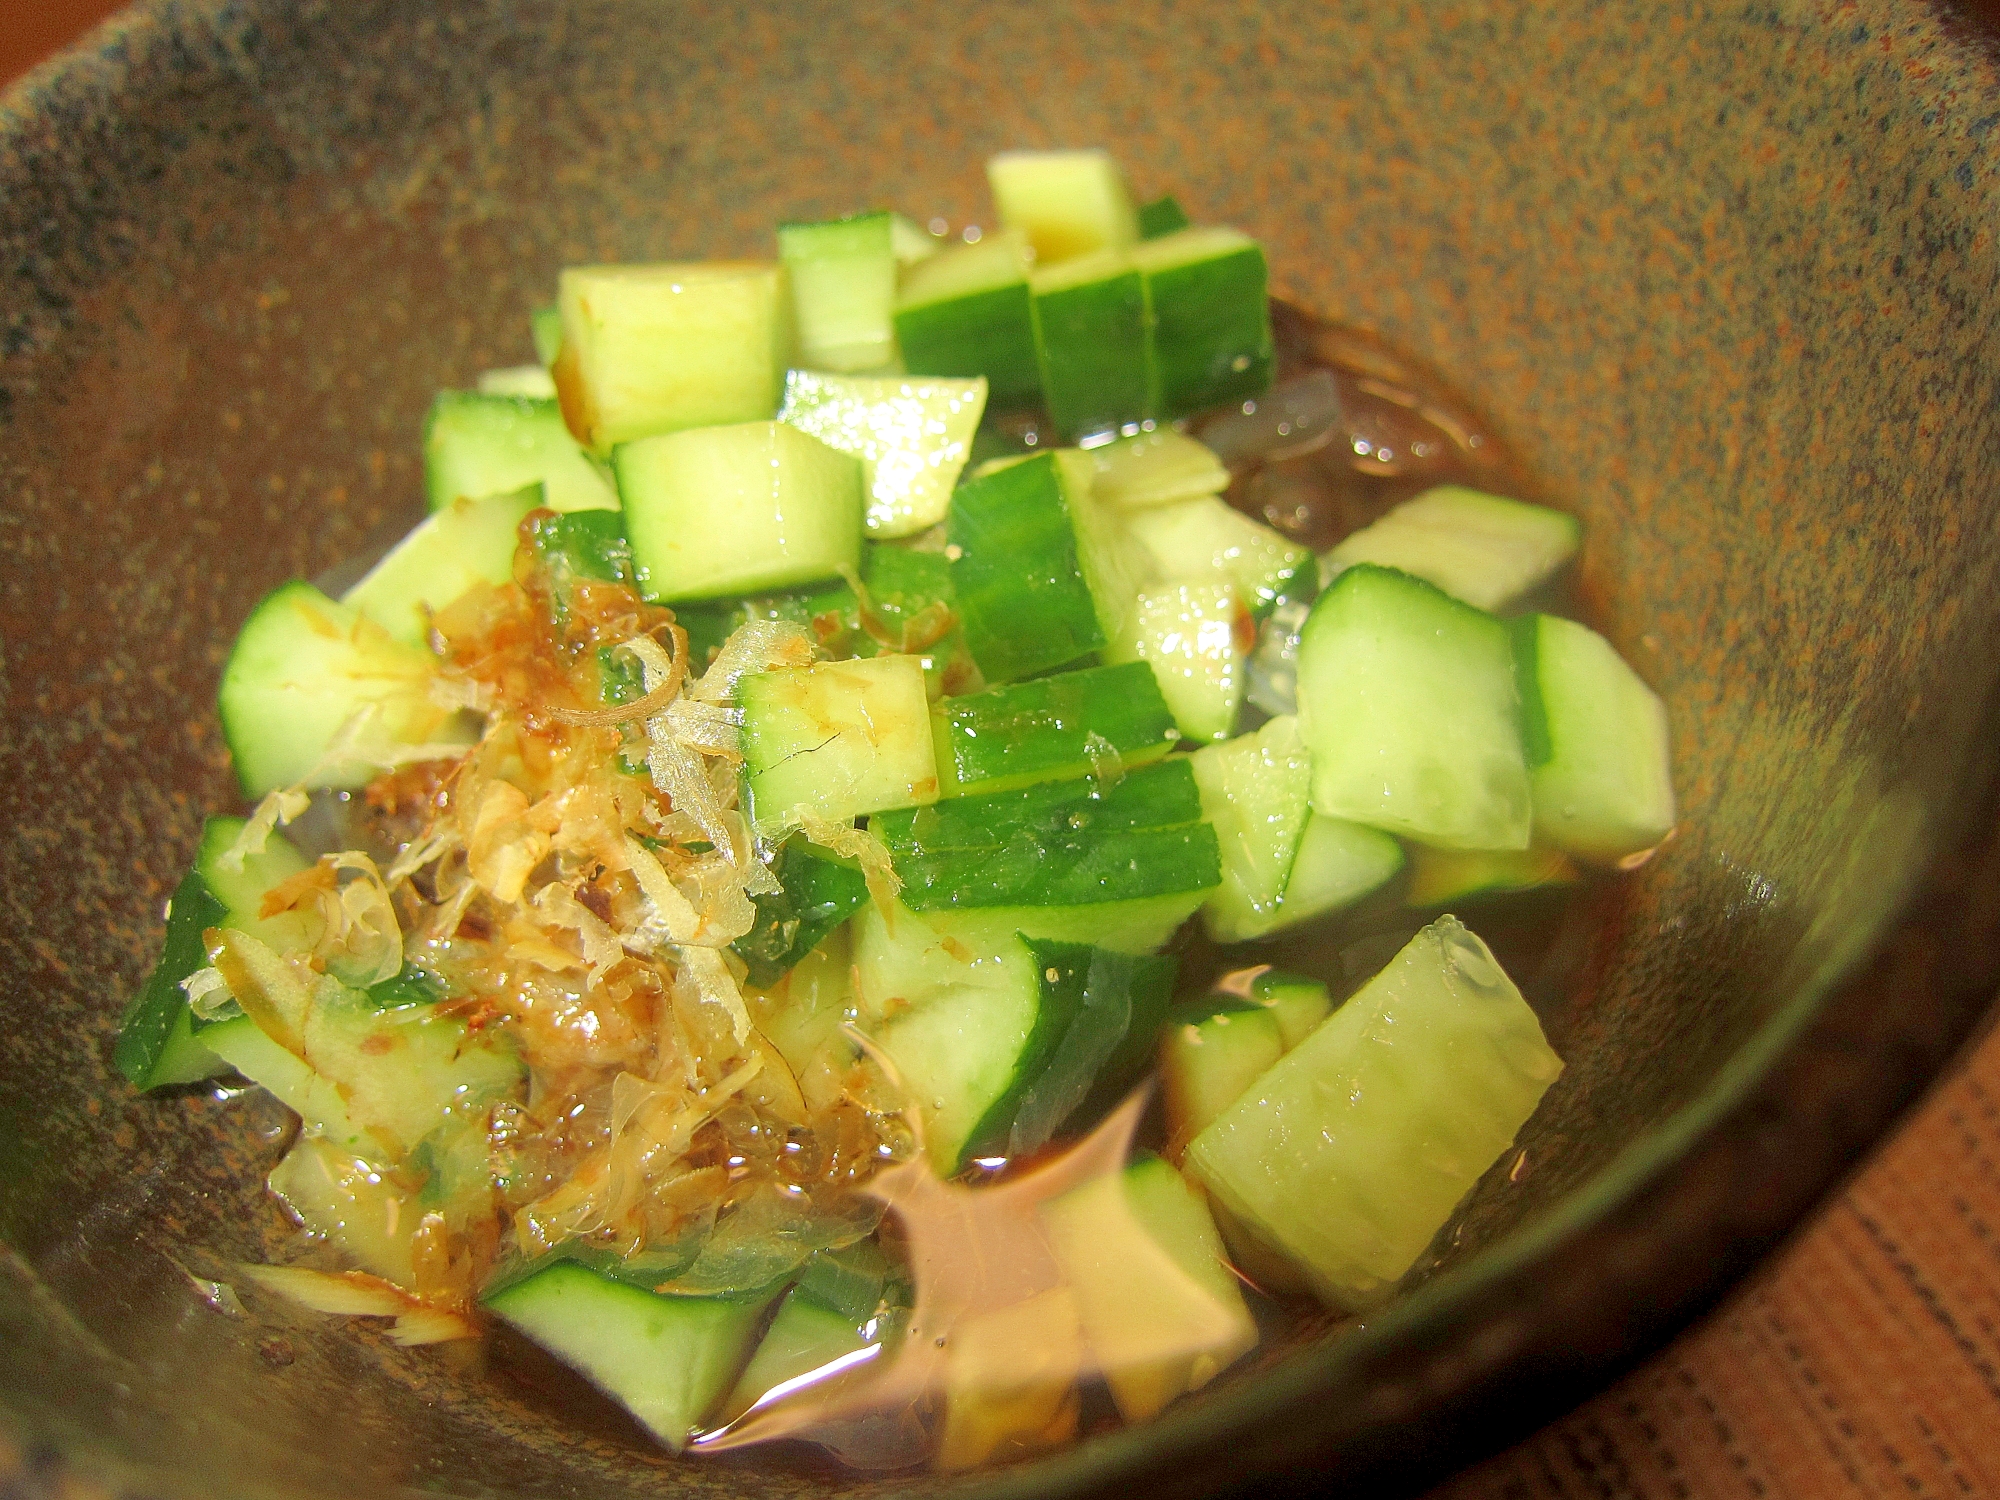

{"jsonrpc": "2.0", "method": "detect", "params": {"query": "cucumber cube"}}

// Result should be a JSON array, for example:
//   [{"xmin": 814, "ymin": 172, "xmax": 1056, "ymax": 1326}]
[
  {"xmin": 1514, "ymin": 613, "xmax": 1676, "ymax": 862},
  {"xmin": 1162, "ymin": 1004, "xmax": 1284, "ymax": 1155},
  {"xmin": 731, "ymin": 837, "xmax": 871, "ymax": 987},
  {"xmin": 1296, "ymin": 564, "xmax": 1531, "ymax": 850},
  {"xmin": 1271, "ymin": 814, "xmax": 1405, "ymax": 927},
  {"xmin": 219, "ymin": 582, "xmax": 475, "ymax": 797},
  {"xmin": 267, "ymin": 1137, "xmax": 419, "ymax": 1287},
  {"xmin": 986, "ymin": 148, "xmax": 1141, "ymax": 265},
  {"xmin": 616, "ymin": 420, "xmax": 863, "ymax": 603},
  {"xmin": 720, "ymin": 1286, "xmax": 879, "ymax": 1425},
  {"xmin": 889, "ymin": 212, "xmax": 943, "ymax": 267},
  {"xmin": 1042, "ymin": 1157, "xmax": 1256, "ymax": 1422},
  {"xmin": 1323, "ymin": 486, "xmax": 1582, "ymax": 613},
  {"xmin": 475, "ymin": 365, "xmax": 560, "ymax": 399},
  {"xmin": 1123, "ymin": 493, "xmax": 1314, "ymax": 618},
  {"xmin": 1189, "ymin": 715, "xmax": 1313, "ymax": 942},
  {"xmin": 740, "ymin": 654, "xmax": 940, "ymax": 833},
  {"xmin": 1137, "ymin": 194, "xmax": 1192, "ymax": 239},
  {"xmin": 1131, "ymin": 227, "xmax": 1273, "ymax": 419},
  {"xmin": 932, "ymin": 660, "xmax": 1178, "ymax": 799},
  {"xmin": 343, "ymin": 485, "xmax": 544, "ymax": 647},
  {"xmin": 422, "ymin": 391, "xmax": 616, "ymax": 514},
  {"xmin": 778, "ymin": 211, "xmax": 899, "ymax": 374},
  {"xmin": 1030, "ymin": 248, "xmax": 1149, "ymax": 438},
  {"xmin": 1090, "ymin": 428, "xmax": 1230, "ymax": 511},
  {"xmin": 1249, "ymin": 970, "xmax": 1334, "ymax": 1049},
  {"xmin": 1111, "ymin": 581, "xmax": 1246, "ymax": 745},
  {"xmin": 555, "ymin": 261, "xmax": 789, "ymax": 453},
  {"xmin": 893, "ymin": 229, "xmax": 1040, "ymax": 406},
  {"xmin": 530, "ymin": 304, "xmax": 563, "ymax": 367},
  {"xmin": 1185, "ymin": 915, "xmax": 1563, "ymax": 1308},
  {"xmin": 778, "ymin": 368, "xmax": 987, "ymax": 537}
]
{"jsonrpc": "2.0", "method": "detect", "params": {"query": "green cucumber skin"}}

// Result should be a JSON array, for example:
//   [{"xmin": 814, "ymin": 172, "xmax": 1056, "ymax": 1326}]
[
  {"xmin": 733, "ymin": 840, "xmax": 871, "ymax": 989},
  {"xmin": 530, "ymin": 304, "xmax": 563, "ymax": 367},
  {"xmin": 1016, "ymin": 941, "xmax": 1179, "ymax": 1150},
  {"xmin": 115, "ymin": 868, "xmax": 231, "ymax": 1089},
  {"xmin": 1141, "ymin": 239, "xmax": 1273, "ymax": 419},
  {"xmin": 1138, "ymin": 195, "xmax": 1192, "ymax": 239},
  {"xmin": 933, "ymin": 661, "xmax": 1177, "ymax": 797},
  {"xmin": 895, "ymin": 282, "xmax": 1041, "ymax": 407},
  {"xmin": 422, "ymin": 391, "xmax": 615, "ymax": 515},
  {"xmin": 872, "ymin": 757, "xmax": 1220, "ymax": 911},
  {"xmin": 947, "ymin": 453, "xmax": 1105, "ymax": 683},
  {"xmin": 1032, "ymin": 260, "xmax": 1151, "ymax": 438},
  {"xmin": 528, "ymin": 508, "xmax": 636, "ymax": 588}
]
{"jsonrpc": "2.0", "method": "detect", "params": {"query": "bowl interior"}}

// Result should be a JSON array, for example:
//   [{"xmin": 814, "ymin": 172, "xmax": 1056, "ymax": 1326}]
[{"xmin": 4, "ymin": 2, "xmax": 2000, "ymax": 1497}]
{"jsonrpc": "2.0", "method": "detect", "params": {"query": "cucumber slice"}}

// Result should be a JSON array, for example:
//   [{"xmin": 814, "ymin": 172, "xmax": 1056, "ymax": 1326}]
[
  {"xmin": 1030, "ymin": 248, "xmax": 1149, "ymax": 438},
  {"xmin": 932, "ymin": 661, "xmax": 1177, "ymax": 799},
  {"xmin": 872, "ymin": 756, "xmax": 1220, "ymax": 914},
  {"xmin": 778, "ymin": 211, "xmax": 899, "ymax": 374},
  {"xmin": 1514, "ymin": 613, "xmax": 1676, "ymax": 862},
  {"xmin": 193, "ymin": 815, "xmax": 318, "ymax": 964},
  {"xmin": 485, "ymin": 1261, "xmax": 777, "ymax": 1450},
  {"xmin": 530, "ymin": 304, "xmax": 563, "ymax": 367},
  {"xmin": 777, "ymin": 369, "xmax": 987, "ymax": 538},
  {"xmin": 1130, "ymin": 227, "xmax": 1273, "ymax": 419},
  {"xmin": 342, "ymin": 485, "xmax": 543, "ymax": 647},
  {"xmin": 1162, "ymin": 1004, "xmax": 1284, "ymax": 1156},
  {"xmin": 1137, "ymin": 195, "xmax": 1192, "ymax": 240},
  {"xmin": 893, "ymin": 229, "xmax": 1040, "ymax": 406},
  {"xmin": 554, "ymin": 261, "xmax": 790, "ymax": 453},
  {"xmin": 987, "ymin": 149, "xmax": 1140, "ymax": 265},
  {"xmin": 476, "ymin": 365, "xmax": 560, "ymax": 399},
  {"xmin": 1185, "ymin": 915, "xmax": 1563, "ymax": 1308},
  {"xmin": 1248, "ymin": 970, "xmax": 1333, "ymax": 1048},
  {"xmin": 1296, "ymin": 564, "xmax": 1530, "ymax": 851},
  {"xmin": 732, "ymin": 837, "xmax": 871, "ymax": 988},
  {"xmin": 202, "ymin": 1013, "xmax": 368, "ymax": 1150},
  {"xmin": 422, "ymin": 391, "xmax": 616, "ymax": 515},
  {"xmin": 1122, "ymin": 494, "xmax": 1314, "ymax": 619},
  {"xmin": 617, "ymin": 420, "xmax": 863, "ymax": 603},
  {"xmin": 1189, "ymin": 715, "xmax": 1313, "ymax": 942},
  {"xmin": 1407, "ymin": 845, "xmax": 1579, "ymax": 905},
  {"xmin": 115, "ymin": 867, "xmax": 231, "ymax": 1090},
  {"xmin": 267, "ymin": 1137, "xmax": 420, "ymax": 1287},
  {"xmin": 218, "ymin": 582, "xmax": 474, "ymax": 797},
  {"xmin": 719, "ymin": 1285, "xmax": 882, "ymax": 1424},
  {"xmin": 1042, "ymin": 1156, "xmax": 1255, "ymax": 1423},
  {"xmin": 1322, "ymin": 486, "xmax": 1581, "ymax": 613},
  {"xmin": 1090, "ymin": 428, "xmax": 1229, "ymax": 511},
  {"xmin": 1110, "ymin": 581, "xmax": 1245, "ymax": 745},
  {"xmin": 1273, "ymin": 814, "xmax": 1406, "ymax": 927},
  {"xmin": 740, "ymin": 654, "xmax": 940, "ymax": 833}
]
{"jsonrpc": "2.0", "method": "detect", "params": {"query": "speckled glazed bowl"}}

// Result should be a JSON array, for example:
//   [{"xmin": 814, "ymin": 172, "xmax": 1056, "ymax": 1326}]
[{"xmin": 5, "ymin": 2, "xmax": 2000, "ymax": 1496}]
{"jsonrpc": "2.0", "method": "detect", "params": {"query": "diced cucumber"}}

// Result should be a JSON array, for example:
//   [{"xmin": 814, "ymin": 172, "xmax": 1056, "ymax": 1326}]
[
  {"xmin": 731, "ymin": 837, "xmax": 871, "ymax": 987},
  {"xmin": 1189, "ymin": 715, "xmax": 1313, "ymax": 942},
  {"xmin": 1031, "ymin": 248, "xmax": 1149, "ymax": 438},
  {"xmin": 1322, "ymin": 486, "xmax": 1581, "ymax": 613},
  {"xmin": 422, "ymin": 391, "xmax": 616, "ymax": 515},
  {"xmin": 947, "ymin": 449, "xmax": 1136, "ymax": 683},
  {"xmin": 485, "ymin": 1261, "xmax": 777, "ymax": 1450},
  {"xmin": 779, "ymin": 211, "xmax": 899, "ymax": 374},
  {"xmin": 1110, "ymin": 581, "xmax": 1245, "ymax": 745},
  {"xmin": 200, "ymin": 1012, "xmax": 367, "ymax": 1151},
  {"xmin": 1514, "ymin": 613, "xmax": 1675, "ymax": 862},
  {"xmin": 342, "ymin": 485, "xmax": 543, "ymax": 647},
  {"xmin": 777, "ymin": 369, "xmax": 987, "ymax": 537},
  {"xmin": 719, "ymin": 1285, "xmax": 881, "ymax": 1424},
  {"xmin": 872, "ymin": 757, "xmax": 1220, "ymax": 915},
  {"xmin": 1407, "ymin": 845, "xmax": 1579, "ymax": 906},
  {"xmin": 1162, "ymin": 1003, "xmax": 1284, "ymax": 1156},
  {"xmin": 267, "ymin": 1137, "xmax": 419, "ymax": 1287},
  {"xmin": 867, "ymin": 891, "xmax": 1205, "ymax": 964},
  {"xmin": 1042, "ymin": 1156, "xmax": 1255, "ymax": 1423},
  {"xmin": 1137, "ymin": 194, "xmax": 1192, "ymax": 240},
  {"xmin": 986, "ymin": 149, "xmax": 1140, "ymax": 265},
  {"xmin": 1122, "ymin": 494, "xmax": 1314, "ymax": 619},
  {"xmin": 115, "ymin": 867, "xmax": 231, "ymax": 1090},
  {"xmin": 889, "ymin": 212, "xmax": 943, "ymax": 267},
  {"xmin": 530, "ymin": 304, "xmax": 564, "ymax": 367},
  {"xmin": 932, "ymin": 661, "xmax": 1177, "ymax": 799},
  {"xmin": 554, "ymin": 261, "xmax": 789, "ymax": 453},
  {"xmin": 746, "ymin": 932, "xmax": 857, "ymax": 1115},
  {"xmin": 192, "ymin": 814, "xmax": 318, "ymax": 964},
  {"xmin": 1185, "ymin": 915, "xmax": 1563, "ymax": 1308},
  {"xmin": 1247, "ymin": 971, "xmax": 1333, "ymax": 1048},
  {"xmin": 1296, "ymin": 564, "xmax": 1530, "ymax": 850},
  {"xmin": 1270, "ymin": 815, "xmax": 1405, "ymax": 929},
  {"xmin": 740, "ymin": 654, "xmax": 940, "ymax": 833},
  {"xmin": 477, "ymin": 365, "xmax": 561, "ymax": 399},
  {"xmin": 218, "ymin": 582, "xmax": 475, "ymax": 797},
  {"xmin": 616, "ymin": 420, "xmax": 863, "ymax": 603},
  {"xmin": 1131, "ymin": 227, "xmax": 1273, "ymax": 419},
  {"xmin": 1090, "ymin": 428, "xmax": 1229, "ymax": 511},
  {"xmin": 893, "ymin": 229, "xmax": 1040, "ymax": 407}
]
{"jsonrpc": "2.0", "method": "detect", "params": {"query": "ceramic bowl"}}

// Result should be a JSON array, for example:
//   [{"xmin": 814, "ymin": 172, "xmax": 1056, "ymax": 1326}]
[{"xmin": 4, "ymin": 2, "xmax": 1999, "ymax": 1496}]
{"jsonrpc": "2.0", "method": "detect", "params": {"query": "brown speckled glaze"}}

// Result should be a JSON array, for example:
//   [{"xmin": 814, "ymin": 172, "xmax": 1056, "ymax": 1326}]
[{"xmin": 5, "ymin": 2, "xmax": 2000, "ymax": 1496}]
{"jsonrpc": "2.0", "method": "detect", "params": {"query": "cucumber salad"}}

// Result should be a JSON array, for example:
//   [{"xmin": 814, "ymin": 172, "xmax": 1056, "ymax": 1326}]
[{"xmin": 115, "ymin": 149, "xmax": 1675, "ymax": 1471}]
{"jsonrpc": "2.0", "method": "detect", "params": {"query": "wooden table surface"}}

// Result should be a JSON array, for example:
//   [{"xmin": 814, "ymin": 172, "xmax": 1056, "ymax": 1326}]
[{"xmin": 8, "ymin": 8, "xmax": 2000, "ymax": 1498}]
